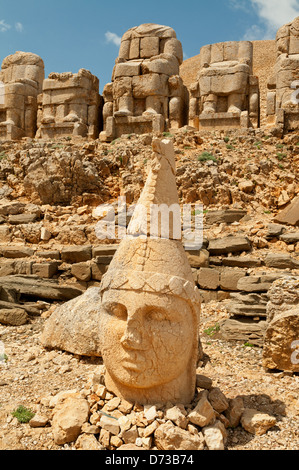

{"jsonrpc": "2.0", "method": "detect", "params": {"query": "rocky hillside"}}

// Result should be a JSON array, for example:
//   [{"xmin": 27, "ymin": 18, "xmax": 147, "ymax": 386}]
[{"xmin": 0, "ymin": 127, "xmax": 298, "ymax": 451}]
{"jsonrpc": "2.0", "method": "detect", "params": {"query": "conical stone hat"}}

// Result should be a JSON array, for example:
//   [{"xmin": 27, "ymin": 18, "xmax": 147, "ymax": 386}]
[{"xmin": 100, "ymin": 138, "xmax": 201, "ymax": 311}]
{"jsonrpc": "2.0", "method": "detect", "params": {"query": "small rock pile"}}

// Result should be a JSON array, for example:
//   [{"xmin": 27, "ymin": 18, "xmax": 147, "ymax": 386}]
[{"xmin": 31, "ymin": 365, "xmax": 277, "ymax": 451}]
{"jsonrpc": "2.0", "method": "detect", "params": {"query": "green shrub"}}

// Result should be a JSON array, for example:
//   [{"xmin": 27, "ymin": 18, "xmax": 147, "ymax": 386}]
[
  {"xmin": 204, "ymin": 324, "xmax": 220, "ymax": 336},
  {"xmin": 12, "ymin": 406, "xmax": 35, "ymax": 424},
  {"xmin": 197, "ymin": 151, "xmax": 218, "ymax": 163}
]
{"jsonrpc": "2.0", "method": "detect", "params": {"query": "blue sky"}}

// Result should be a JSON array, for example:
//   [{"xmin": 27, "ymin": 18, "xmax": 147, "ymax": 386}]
[{"xmin": 0, "ymin": 0, "xmax": 298, "ymax": 92}]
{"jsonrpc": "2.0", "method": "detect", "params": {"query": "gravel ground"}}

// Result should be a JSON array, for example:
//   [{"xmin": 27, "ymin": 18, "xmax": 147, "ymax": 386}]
[{"xmin": 0, "ymin": 300, "xmax": 298, "ymax": 451}]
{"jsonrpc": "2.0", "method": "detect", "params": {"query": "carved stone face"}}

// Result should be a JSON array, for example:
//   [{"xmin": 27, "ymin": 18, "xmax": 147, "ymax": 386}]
[{"xmin": 100, "ymin": 288, "xmax": 194, "ymax": 391}]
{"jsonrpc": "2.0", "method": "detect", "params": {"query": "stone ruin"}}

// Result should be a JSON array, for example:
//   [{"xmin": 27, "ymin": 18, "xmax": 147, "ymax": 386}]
[
  {"xmin": 0, "ymin": 18, "xmax": 297, "ymax": 141},
  {"xmin": 0, "ymin": 51, "xmax": 44, "ymax": 140},
  {"xmin": 189, "ymin": 41, "xmax": 260, "ymax": 130},
  {"xmin": 99, "ymin": 23, "xmax": 189, "ymax": 142},
  {"xmin": 36, "ymin": 69, "xmax": 102, "ymax": 139},
  {"xmin": 99, "ymin": 138, "xmax": 201, "ymax": 404},
  {"xmin": 266, "ymin": 16, "xmax": 299, "ymax": 132}
]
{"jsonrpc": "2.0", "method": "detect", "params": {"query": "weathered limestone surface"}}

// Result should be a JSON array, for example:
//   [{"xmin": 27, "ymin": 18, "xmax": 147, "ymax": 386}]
[
  {"xmin": 189, "ymin": 41, "xmax": 259, "ymax": 130},
  {"xmin": 100, "ymin": 23, "xmax": 188, "ymax": 142},
  {"xmin": 99, "ymin": 138, "xmax": 201, "ymax": 404},
  {"xmin": 36, "ymin": 69, "xmax": 102, "ymax": 139},
  {"xmin": 40, "ymin": 287, "xmax": 102, "ymax": 357},
  {"xmin": 0, "ymin": 51, "xmax": 44, "ymax": 139},
  {"xmin": 266, "ymin": 16, "xmax": 299, "ymax": 132},
  {"xmin": 263, "ymin": 277, "xmax": 299, "ymax": 372}
]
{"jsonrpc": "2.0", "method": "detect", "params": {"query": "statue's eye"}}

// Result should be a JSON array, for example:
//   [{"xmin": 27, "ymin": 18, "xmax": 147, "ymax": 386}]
[
  {"xmin": 105, "ymin": 303, "xmax": 127, "ymax": 320},
  {"xmin": 147, "ymin": 309, "xmax": 168, "ymax": 322}
]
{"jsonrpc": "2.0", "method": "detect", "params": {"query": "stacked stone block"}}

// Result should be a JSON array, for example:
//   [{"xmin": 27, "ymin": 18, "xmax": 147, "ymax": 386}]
[
  {"xmin": 100, "ymin": 23, "xmax": 189, "ymax": 142},
  {"xmin": 266, "ymin": 16, "xmax": 299, "ymax": 132},
  {"xmin": 0, "ymin": 51, "xmax": 44, "ymax": 139},
  {"xmin": 189, "ymin": 41, "xmax": 260, "ymax": 130},
  {"xmin": 36, "ymin": 69, "xmax": 102, "ymax": 139}
]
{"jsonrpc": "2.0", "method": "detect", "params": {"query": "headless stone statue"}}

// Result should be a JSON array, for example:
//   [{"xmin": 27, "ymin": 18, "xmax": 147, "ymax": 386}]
[{"xmin": 99, "ymin": 138, "xmax": 201, "ymax": 405}]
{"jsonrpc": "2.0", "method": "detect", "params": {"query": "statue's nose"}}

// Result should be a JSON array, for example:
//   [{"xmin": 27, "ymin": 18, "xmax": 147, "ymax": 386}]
[{"xmin": 120, "ymin": 317, "xmax": 144, "ymax": 350}]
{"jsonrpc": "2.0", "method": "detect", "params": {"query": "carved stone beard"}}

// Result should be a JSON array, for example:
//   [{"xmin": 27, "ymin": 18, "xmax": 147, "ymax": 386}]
[{"xmin": 99, "ymin": 288, "xmax": 198, "ymax": 405}]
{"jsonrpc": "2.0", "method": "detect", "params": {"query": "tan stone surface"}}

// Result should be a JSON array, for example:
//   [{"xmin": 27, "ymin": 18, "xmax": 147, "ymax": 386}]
[
  {"xmin": 100, "ymin": 23, "xmax": 188, "ymax": 141},
  {"xmin": 37, "ymin": 68, "xmax": 101, "ymax": 139},
  {"xmin": 0, "ymin": 51, "xmax": 44, "ymax": 139},
  {"xmin": 99, "ymin": 138, "xmax": 201, "ymax": 404}
]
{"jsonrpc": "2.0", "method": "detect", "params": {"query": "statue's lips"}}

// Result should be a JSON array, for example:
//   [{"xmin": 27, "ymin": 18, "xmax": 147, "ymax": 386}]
[{"xmin": 121, "ymin": 350, "xmax": 149, "ymax": 372}]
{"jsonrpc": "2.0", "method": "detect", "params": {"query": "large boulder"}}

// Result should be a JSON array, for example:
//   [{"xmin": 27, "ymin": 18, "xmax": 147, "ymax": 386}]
[
  {"xmin": 262, "ymin": 277, "xmax": 299, "ymax": 372},
  {"xmin": 40, "ymin": 287, "xmax": 102, "ymax": 357}
]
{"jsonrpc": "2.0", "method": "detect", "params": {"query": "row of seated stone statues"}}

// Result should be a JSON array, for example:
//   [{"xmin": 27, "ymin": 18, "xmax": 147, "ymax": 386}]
[{"xmin": 0, "ymin": 17, "xmax": 298, "ymax": 141}]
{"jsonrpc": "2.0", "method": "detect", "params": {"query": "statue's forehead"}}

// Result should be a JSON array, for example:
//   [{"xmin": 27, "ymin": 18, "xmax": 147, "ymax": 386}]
[{"xmin": 101, "ymin": 288, "xmax": 190, "ymax": 310}]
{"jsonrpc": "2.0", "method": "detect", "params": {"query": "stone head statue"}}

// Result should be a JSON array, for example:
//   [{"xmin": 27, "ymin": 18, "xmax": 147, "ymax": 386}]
[{"xmin": 99, "ymin": 139, "xmax": 201, "ymax": 405}]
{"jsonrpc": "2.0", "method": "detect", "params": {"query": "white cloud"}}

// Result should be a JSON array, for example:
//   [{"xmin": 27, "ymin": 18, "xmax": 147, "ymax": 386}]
[
  {"xmin": 0, "ymin": 20, "xmax": 11, "ymax": 33},
  {"xmin": 230, "ymin": 0, "xmax": 299, "ymax": 40},
  {"xmin": 15, "ymin": 22, "xmax": 23, "ymax": 33},
  {"xmin": 105, "ymin": 31, "xmax": 122, "ymax": 47},
  {"xmin": 251, "ymin": 0, "xmax": 299, "ymax": 37}
]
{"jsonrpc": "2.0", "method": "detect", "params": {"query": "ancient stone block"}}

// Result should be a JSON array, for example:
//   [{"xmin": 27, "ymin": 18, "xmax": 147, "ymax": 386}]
[
  {"xmin": 100, "ymin": 23, "xmax": 188, "ymax": 141},
  {"xmin": 197, "ymin": 268, "xmax": 220, "ymax": 290},
  {"xmin": 208, "ymin": 236, "xmax": 251, "ymax": 255},
  {"xmin": 32, "ymin": 262, "xmax": 58, "ymax": 279},
  {"xmin": 36, "ymin": 69, "xmax": 102, "ymax": 139},
  {"xmin": 266, "ymin": 16, "xmax": 299, "ymax": 132},
  {"xmin": 189, "ymin": 40, "xmax": 258, "ymax": 130},
  {"xmin": 274, "ymin": 196, "xmax": 299, "ymax": 226},
  {"xmin": 61, "ymin": 246, "xmax": 92, "ymax": 263},
  {"xmin": 0, "ymin": 51, "xmax": 44, "ymax": 140}
]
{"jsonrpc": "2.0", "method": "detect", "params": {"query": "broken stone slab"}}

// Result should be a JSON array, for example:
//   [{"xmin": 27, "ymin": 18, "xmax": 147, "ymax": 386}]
[
  {"xmin": 279, "ymin": 232, "xmax": 299, "ymax": 244},
  {"xmin": 0, "ymin": 259, "xmax": 33, "ymax": 277},
  {"xmin": 227, "ymin": 292, "xmax": 268, "ymax": 317},
  {"xmin": 202, "ymin": 420, "xmax": 227, "ymax": 450},
  {"xmin": 187, "ymin": 249, "xmax": 209, "ymax": 268},
  {"xmin": 0, "ymin": 275, "xmax": 83, "ymax": 301},
  {"xmin": 8, "ymin": 213, "xmax": 38, "ymax": 225},
  {"xmin": 221, "ymin": 256, "xmax": 262, "ymax": 268},
  {"xmin": 36, "ymin": 250, "xmax": 61, "ymax": 260},
  {"xmin": 199, "ymin": 289, "xmax": 230, "ymax": 303},
  {"xmin": 0, "ymin": 299, "xmax": 43, "ymax": 316},
  {"xmin": 0, "ymin": 308, "xmax": 29, "ymax": 326},
  {"xmin": 61, "ymin": 246, "xmax": 92, "ymax": 264},
  {"xmin": 154, "ymin": 421, "xmax": 205, "ymax": 451},
  {"xmin": 188, "ymin": 390, "xmax": 216, "ymax": 427},
  {"xmin": 208, "ymin": 236, "xmax": 251, "ymax": 255},
  {"xmin": 266, "ymin": 223, "xmax": 286, "ymax": 239},
  {"xmin": 197, "ymin": 268, "xmax": 219, "ymax": 290},
  {"xmin": 0, "ymin": 201, "xmax": 25, "ymax": 216},
  {"xmin": 92, "ymin": 245, "xmax": 119, "ymax": 257},
  {"xmin": 262, "ymin": 307, "xmax": 299, "ymax": 372},
  {"xmin": 237, "ymin": 274, "xmax": 286, "ymax": 293},
  {"xmin": 229, "ymin": 291, "xmax": 268, "ymax": 305},
  {"xmin": 227, "ymin": 302, "xmax": 267, "ymax": 317},
  {"xmin": 219, "ymin": 268, "xmax": 246, "ymax": 291},
  {"xmin": 205, "ymin": 209, "xmax": 247, "ymax": 225},
  {"xmin": 240, "ymin": 408, "xmax": 277, "ymax": 436},
  {"xmin": 32, "ymin": 262, "xmax": 59, "ymax": 279},
  {"xmin": 52, "ymin": 397, "xmax": 90, "ymax": 445},
  {"xmin": 274, "ymin": 196, "xmax": 299, "ymax": 226},
  {"xmin": 265, "ymin": 253, "xmax": 299, "ymax": 269},
  {"xmin": 219, "ymin": 318, "xmax": 267, "ymax": 347},
  {"xmin": 71, "ymin": 262, "xmax": 92, "ymax": 282},
  {"xmin": 0, "ymin": 246, "xmax": 35, "ymax": 258},
  {"xmin": 266, "ymin": 276, "xmax": 299, "ymax": 323},
  {"xmin": 40, "ymin": 287, "xmax": 102, "ymax": 357}
]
